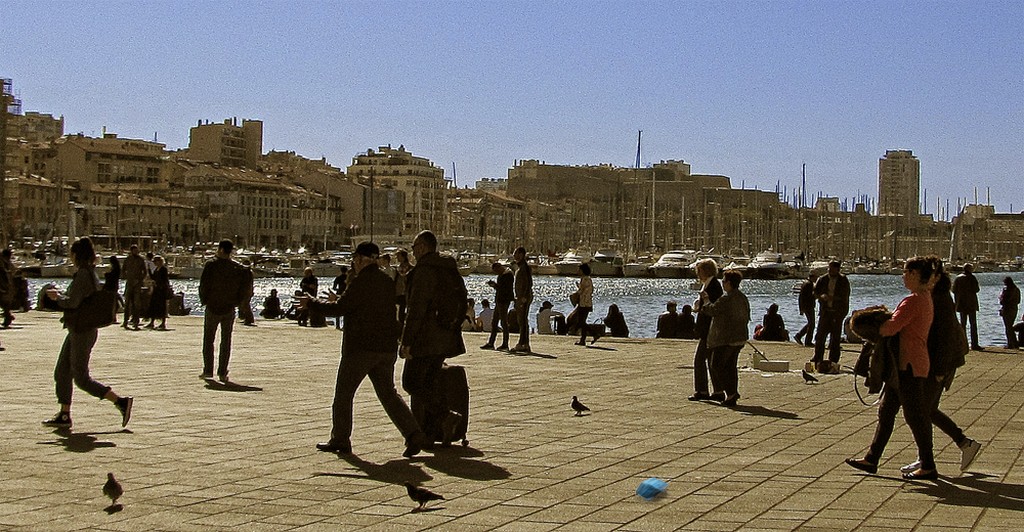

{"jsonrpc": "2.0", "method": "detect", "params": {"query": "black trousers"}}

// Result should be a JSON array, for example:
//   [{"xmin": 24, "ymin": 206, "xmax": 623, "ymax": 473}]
[{"xmin": 865, "ymin": 369, "xmax": 935, "ymax": 471}]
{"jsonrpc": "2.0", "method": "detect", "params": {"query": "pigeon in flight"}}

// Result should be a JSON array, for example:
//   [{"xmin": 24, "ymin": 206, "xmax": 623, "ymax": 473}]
[
  {"xmin": 103, "ymin": 473, "xmax": 123, "ymax": 505},
  {"xmin": 801, "ymin": 369, "xmax": 819, "ymax": 384},
  {"xmin": 404, "ymin": 482, "xmax": 444, "ymax": 510},
  {"xmin": 571, "ymin": 396, "xmax": 590, "ymax": 416}
]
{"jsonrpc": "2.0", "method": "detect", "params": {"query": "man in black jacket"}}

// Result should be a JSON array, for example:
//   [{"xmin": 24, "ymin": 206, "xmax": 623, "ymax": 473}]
[
  {"xmin": 198, "ymin": 240, "xmax": 246, "ymax": 381},
  {"xmin": 794, "ymin": 274, "xmax": 818, "ymax": 346},
  {"xmin": 811, "ymin": 261, "xmax": 851, "ymax": 373},
  {"xmin": 401, "ymin": 230, "xmax": 466, "ymax": 440},
  {"xmin": 481, "ymin": 261, "xmax": 514, "ymax": 350},
  {"xmin": 306, "ymin": 242, "xmax": 428, "ymax": 457}
]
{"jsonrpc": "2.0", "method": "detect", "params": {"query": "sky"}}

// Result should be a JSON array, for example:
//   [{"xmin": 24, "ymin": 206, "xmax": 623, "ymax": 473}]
[{"xmin": 3, "ymin": 0, "xmax": 1022, "ymax": 218}]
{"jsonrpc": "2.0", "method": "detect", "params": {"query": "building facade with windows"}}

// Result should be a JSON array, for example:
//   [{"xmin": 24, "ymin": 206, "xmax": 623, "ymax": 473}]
[
  {"xmin": 346, "ymin": 145, "xmax": 447, "ymax": 237},
  {"xmin": 187, "ymin": 118, "xmax": 263, "ymax": 169}
]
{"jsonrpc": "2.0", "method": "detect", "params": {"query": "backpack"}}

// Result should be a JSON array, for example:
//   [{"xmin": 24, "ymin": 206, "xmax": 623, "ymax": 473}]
[
  {"xmin": 71, "ymin": 290, "xmax": 118, "ymax": 332},
  {"xmin": 434, "ymin": 257, "xmax": 468, "ymax": 331}
]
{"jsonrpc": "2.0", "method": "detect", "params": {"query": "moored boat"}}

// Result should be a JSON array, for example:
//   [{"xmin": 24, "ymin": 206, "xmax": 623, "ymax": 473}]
[{"xmin": 650, "ymin": 250, "xmax": 696, "ymax": 278}]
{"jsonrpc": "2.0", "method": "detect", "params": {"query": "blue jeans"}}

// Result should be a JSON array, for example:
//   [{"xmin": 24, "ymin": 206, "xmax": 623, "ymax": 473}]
[{"xmin": 203, "ymin": 310, "xmax": 235, "ymax": 376}]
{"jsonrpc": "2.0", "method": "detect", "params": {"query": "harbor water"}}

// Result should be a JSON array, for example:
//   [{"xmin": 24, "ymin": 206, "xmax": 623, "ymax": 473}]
[{"xmin": 26, "ymin": 272, "xmax": 1023, "ymax": 346}]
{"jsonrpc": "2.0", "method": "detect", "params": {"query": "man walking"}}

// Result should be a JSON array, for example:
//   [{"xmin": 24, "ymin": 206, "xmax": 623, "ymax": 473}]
[
  {"xmin": 198, "ymin": 240, "xmax": 247, "ymax": 381},
  {"xmin": 480, "ymin": 261, "xmax": 513, "ymax": 350},
  {"xmin": 511, "ymin": 246, "xmax": 533, "ymax": 353},
  {"xmin": 794, "ymin": 274, "xmax": 818, "ymax": 346},
  {"xmin": 811, "ymin": 261, "xmax": 850, "ymax": 373},
  {"xmin": 306, "ymin": 242, "xmax": 429, "ymax": 457},
  {"xmin": 0, "ymin": 248, "xmax": 16, "ymax": 328},
  {"xmin": 953, "ymin": 263, "xmax": 982, "ymax": 350},
  {"xmin": 400, "ymin": 230, "xmax": 466, "ymax": 442},
  {"xmin": 121, "ymin": 245, "xmax": 147, "ymax": 330}
]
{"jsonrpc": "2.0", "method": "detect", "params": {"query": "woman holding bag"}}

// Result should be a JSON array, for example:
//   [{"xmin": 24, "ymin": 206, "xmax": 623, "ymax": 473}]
[
  {"xmin": 573, "ymin": 263, "xmax": 595, "ymax": 345},
  {"xmin": 42, "ymin": 237, "xmax": 133, "ymax": 429}
]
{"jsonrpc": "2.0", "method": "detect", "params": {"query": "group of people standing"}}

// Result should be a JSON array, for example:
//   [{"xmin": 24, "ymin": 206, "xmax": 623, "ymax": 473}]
[{"xmin": 688, "ymin": 258, "xmax": 750, "ymax": 407}]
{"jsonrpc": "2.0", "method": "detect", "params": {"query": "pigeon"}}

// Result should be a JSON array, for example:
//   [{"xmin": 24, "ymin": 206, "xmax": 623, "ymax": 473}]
[
  {"xmin": 103, "ymin": 473, "xmax": 123, "ymax": 505},
  {"xmin": 404, "ymin": 481, "xmax": 444, "ymax": 510},
  {"xmin": 801, "ymin": 369, "xmax": 819, "ymax": 384},
  {"xmin": 571, "ymin": 396, "xmax": 590, "ymax": 416}
]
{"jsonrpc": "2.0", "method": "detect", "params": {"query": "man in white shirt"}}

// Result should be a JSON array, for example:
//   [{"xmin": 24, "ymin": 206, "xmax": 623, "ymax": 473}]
[
  {"xmin": 478, "ymin": 299, "xmax": 494, "ymax": 333},
  {"xmin": 537, "ymin": 301, "xmax": 564, "ymax": 335}
]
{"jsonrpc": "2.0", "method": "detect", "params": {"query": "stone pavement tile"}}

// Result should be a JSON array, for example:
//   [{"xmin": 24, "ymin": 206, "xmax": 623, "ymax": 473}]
[{"xmin": 491, "ymin": 521, "xmax": 562, "ymax": 531}]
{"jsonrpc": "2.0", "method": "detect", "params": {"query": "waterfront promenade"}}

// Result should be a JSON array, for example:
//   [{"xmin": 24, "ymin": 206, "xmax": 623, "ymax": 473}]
[{"xmin": 1, "ymin": 313, "xmax": 1022, "ymax": 531}]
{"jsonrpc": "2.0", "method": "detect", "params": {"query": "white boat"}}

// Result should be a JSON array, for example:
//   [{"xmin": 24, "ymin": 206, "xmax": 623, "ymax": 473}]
[
  {"xmin": 622, "ymin": 262, "xmax": 652, "ymax": 277},
  {"xmin": 39, "ymin": 258, "xmax": 76, "ymax": 278},
  {"xmin": 650, "ymin": 250, "xmax": 696, "ymax": 278},
  {"xmin": 554, "ymin": 250, "xmax": 591, "ymax": 276},
  {"xmin": 588, "ymin": 249, "xmax": 624, "ymax": 277},
  {"xmin": 808, "ymin": 260, "xmax": 831, "ymax": 277},
  {"xmin": 746, "ymin": 251, "xmax": 801, "ymax": 280}
]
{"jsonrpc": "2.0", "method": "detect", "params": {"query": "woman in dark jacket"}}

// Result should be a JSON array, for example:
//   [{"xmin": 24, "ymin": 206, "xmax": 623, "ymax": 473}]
[
  {"xmin": 42, "ymin": 237, "xmax": 133, "ymax": 429},
  {"xmin": 146, "ymin": 255, "xmax": 171, "ymax": 330}
]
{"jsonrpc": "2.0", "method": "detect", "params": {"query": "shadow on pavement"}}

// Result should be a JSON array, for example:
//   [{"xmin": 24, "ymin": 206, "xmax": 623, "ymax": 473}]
[
  {"xmin": 728, "ymin": 404, "xmax": 799, "ymax": 419},
  {"xmin": 104, "ymin": 503, "xmax": 124, "ymax": 514},
  {"xmin": 909, "ymin": 472, "xmax": 1024, "ymax": 511},
  {"xmin": 420, "ymin": 452, "xmax": 511, "ymax": 481},
  {"xmin": 203, "ymin": 379, "xmax": 263, "ymax": 392},
  {"xmin": 39, "ymin": 428, "xmax": 130, "ymax": 453},
  {"xmin": 510, "ymin": 350, "xmax": 558, "ymax": 359},
  {"xmin": 314, "ymin": 455, "xmax": 432, "ymax": 485}
]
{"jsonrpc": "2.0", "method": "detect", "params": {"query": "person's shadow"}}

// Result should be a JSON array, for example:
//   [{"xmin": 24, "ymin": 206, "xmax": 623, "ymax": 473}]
[
  {"xmin": 727, "ymin": 404, "xmax": 799, "ymax": 419},
  {"xmin": 908, "ymin": 472, "xmax": 1024, "ymax": 511},
  {"xmin": 314, "ymin": 454, "xmax": 433, "ymax": 486},
  {"xmin": 203, "ymin": 378, "xmax": 263, "ymax": 392},
  {"xmin": 509, "ymin": 350, "xmax": 558, "ymax": 359},
  {"xmin": 419, "ymin": 449, "xmax": 512, "ymax": 481},
  {"xmin": 39, "ymin": 428, "xmax": 129, "ymax": 453}
]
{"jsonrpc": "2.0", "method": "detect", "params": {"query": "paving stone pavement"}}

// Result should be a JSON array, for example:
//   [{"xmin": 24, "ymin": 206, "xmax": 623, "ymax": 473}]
[{"xmin": 1, "ymin": 312, "xmax": 1022, "ymax": 531}]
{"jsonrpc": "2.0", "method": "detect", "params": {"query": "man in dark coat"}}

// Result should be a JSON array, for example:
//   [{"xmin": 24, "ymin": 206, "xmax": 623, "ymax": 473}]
[
  {"xmin": 811, "ymin": 261, "xmax": 851, "ymax": 373},
  {"xmin": 656, "ymin": 301, "xmax": 679, "ymax": 339},
  {"xmin": 952, "ymin": 263, "xmax": 982, "ymax": 350},
  {"xmin": 121, "ymin": 244, "xmax": 148, "ymax": 330},
  {"xmin": 400, "ymin": 230, "xmax": 466, "ymax": 435},
  {"xmin": 480, "ymin": 261, "xmax": 514, "ymax": 350},
  {"xmin": 794, "ymin": 274, "xmax": 818, "ymax": 346},
  {"xmin": 307, "ymin": 242, "xmax": 429, "ymax": 457},
  {"xmin": 999, "ymin": 276, "xmax": 1021, "ymax": 349},
  {"xmin": 198, "ymin": 240, "xmax": 247, "ymax": 381},
  {"xmin": 511, "ymin": 246, "xmax": 534, "ymax": 353}
]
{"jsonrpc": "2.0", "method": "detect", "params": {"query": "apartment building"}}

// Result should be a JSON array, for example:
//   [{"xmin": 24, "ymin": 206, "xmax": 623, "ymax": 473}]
[
  {"xmin": 49, "ymin": 133, "xmax": 168, "ymax": 187},
  {"xmin": 347, "ymin": 145, "xmax": 447, "ymax": 237},
  {"xmin": 187, "ymin": 118, "xmax": 263, "ymax": 169}
]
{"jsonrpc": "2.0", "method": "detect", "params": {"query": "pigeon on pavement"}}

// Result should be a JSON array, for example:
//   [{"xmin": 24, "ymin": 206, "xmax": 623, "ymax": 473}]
[
  {"xmin": 404, "ymin": 481, "xmax": 444, "ymax": 510},
  {"xmin": 801, "ymin": 369, "xmax": 819, "ymax": 384},
  {"xmin": 571, "ymin": 396, "xmax": 591, "ymax": 416},
  {"xmin": 103, "ymin": 473, "xmax": 123, "ymax": 505}
]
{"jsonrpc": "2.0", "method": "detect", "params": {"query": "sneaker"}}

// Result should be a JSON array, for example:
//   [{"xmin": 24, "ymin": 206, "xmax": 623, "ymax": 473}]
[
  {"xmin": 688, "ymin": 392, "xmax": 711, "ymax": 401},
  {"xmin": 116, "ymin": 396, "xmax": 133, "ymax": 427},
  {"xmin": 441, "ymin": 411, "xmax": 463, "ymax": 447},
  {"xmin": 708, "ymin": 392, "xmax": 726, "ymax": 402},
  {"xmin": 199, "ymin": 372, "xmax": 213, "ymax": 379},
  {"xmin": 721, "ymin": 393, "xmax": 740, "ymax": 407},
  {"xmin": 42, "ymin": 411, "xmax": 72, "ymax": 428},
  {"xmin": 900, "ymin": 459, "xmax": 922, "ymax": 474},
  {"xmin": 217, "ymin": 373, "xmax": 229, "ymax": 383},
  {"xmin": 496, "ymin": 344, "xmax": 510, "ymax": 351},
  {"xmin": 479, "ymin": 343, "xmax": 494, "ymax": 350},
  {"xmin": 510, "ymin": 344, "xmax": 531, "ymax": 353},
  {"xmin": 959, "ymin": 439, "xmax": 981, "ymax": 471}
]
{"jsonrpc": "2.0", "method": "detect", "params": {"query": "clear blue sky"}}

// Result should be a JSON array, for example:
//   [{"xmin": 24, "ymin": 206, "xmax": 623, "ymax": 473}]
[{"xmin": 4, "ymin": 0, "xmax": 1022, "ymax": 217}]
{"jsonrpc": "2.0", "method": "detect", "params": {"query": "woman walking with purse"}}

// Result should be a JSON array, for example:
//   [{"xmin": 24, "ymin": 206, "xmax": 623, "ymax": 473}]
[
  {"xmin": 846, "ymin": 256, "xmax": 937, "ymax": 480},
  {"xmin": 42, "ymin": 237, "xmax": 133, "ymax": 429}
]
